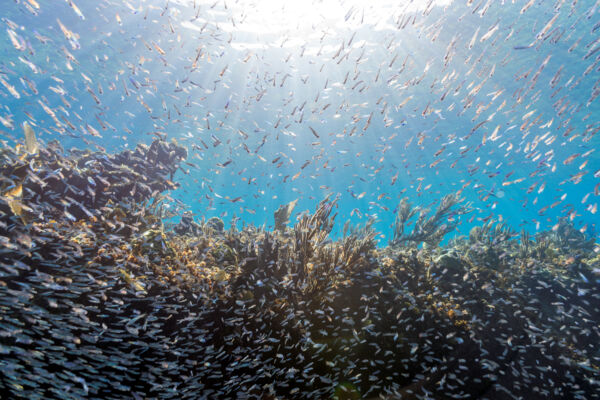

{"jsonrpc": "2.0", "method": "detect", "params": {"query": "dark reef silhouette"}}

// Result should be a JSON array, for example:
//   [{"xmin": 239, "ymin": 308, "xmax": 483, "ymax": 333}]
[{"xmin": 0, "ymin": 140, "xmax": 598, "ymax": 399}]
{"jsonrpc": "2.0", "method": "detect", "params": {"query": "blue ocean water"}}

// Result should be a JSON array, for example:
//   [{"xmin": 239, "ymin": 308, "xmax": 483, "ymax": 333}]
[
  {"xmin": 2, "ymin": 2, "xmax": 600, "ymax": 399},
  {"xmin": 1, "ymin": 0, "xmax": 598, "ymax": 244}
]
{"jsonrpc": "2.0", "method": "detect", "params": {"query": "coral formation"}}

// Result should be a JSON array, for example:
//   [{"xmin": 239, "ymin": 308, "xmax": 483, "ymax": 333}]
[
  {"xmin": 391, "ymin": 193, "xmax": 471, "ymax": 247},
  {"xmin": 0, "ymin": 141, "xmax": 598, "ymax": 399},
  {"xmin": 273, "ymin": 199, "xmax": 298, "ymax": 232}
]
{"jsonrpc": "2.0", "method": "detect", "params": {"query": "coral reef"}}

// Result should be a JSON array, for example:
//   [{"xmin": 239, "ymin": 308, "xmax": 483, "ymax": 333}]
[
  {"xmin": 273, "ymin": 199, "xmax": 298, "ymax": 232},
  {"xmin": 0, "ymin": 141, "xmax": 598, "ymax": 399},
  {"xmin": 390, "ymin": 193, "xmax": 471, "ymax": 247},
  {"xmin": 0, "ymin": 138, "xmax": 187, "ymax": 223}
]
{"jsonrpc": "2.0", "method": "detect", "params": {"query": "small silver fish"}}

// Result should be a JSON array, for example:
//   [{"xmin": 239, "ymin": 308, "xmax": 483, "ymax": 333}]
[{"xmin": 23, "ymin": 122, "xmax": 39, "ymax": 154}]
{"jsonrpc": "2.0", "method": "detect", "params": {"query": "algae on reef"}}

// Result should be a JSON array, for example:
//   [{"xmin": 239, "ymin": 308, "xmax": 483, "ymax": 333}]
[{"xmin": 0, "ymin": 141, "xmax": 599, "ymax": 399}]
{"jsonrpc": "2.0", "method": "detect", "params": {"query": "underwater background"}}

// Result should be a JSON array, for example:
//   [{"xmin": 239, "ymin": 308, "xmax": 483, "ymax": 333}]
[
  {"xmin": 1, "ymin": 0, "xmax": 599, "ymax": 399},
  {"xmin": 1, "ymin": 0, "xmax": 598, "ymax": 239}
]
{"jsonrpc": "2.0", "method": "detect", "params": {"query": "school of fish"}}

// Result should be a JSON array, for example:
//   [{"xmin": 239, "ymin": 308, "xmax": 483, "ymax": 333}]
[{"xmin": 0, "ymin": 0, "xmax": 599, "ymax": 399}]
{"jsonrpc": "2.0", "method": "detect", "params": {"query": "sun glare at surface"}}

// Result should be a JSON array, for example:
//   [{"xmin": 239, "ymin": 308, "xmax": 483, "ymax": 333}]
[{"xmin": 178, "ymin": 0, "xmax": 454, "ymax": 47}]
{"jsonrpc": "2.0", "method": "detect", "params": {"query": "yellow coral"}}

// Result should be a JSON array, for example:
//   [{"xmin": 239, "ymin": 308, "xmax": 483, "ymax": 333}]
[{"xmin": 382, "ymin": 257, "xmax": 394, "ymax": 267}]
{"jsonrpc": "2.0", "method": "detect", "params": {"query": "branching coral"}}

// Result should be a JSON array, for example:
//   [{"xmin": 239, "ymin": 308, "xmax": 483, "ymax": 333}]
[
  {"xmin": 518, "ymin": 229, "xmax": 531, "ymax": 259},
  {"xmin": 309, "ymin": 217, "xmax": 377, "ymax": 295},
  {"xmin": 465, "ymin": 220, "xmax": 517, "ymax": 268},
  {"xmin": 391, "ymin": 193, "xmax": 471, "ymax": 247},
  {"xmin": 274, "ymin": 199, "xmax": 298, "ymax": 232},
  {"xmin": 227, "ymin": 196, "xmax": 377, "ymax": 302},
  {"xmin": 293, "ymin": 195, "xmax": 338, "ymax": 283},
  {"xmin": 469, "ymin": 220, "xmax": 516, "ymax": 247}
]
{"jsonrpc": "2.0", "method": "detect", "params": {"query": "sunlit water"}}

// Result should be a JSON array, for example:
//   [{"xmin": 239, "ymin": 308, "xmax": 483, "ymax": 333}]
[
  {"xmin": 1, "ymin": 1, "xmax": 600, "ymax": 399},
  {"xmin": 2, "ymin": 0, "xmax": 599, "ymax": 243}
]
